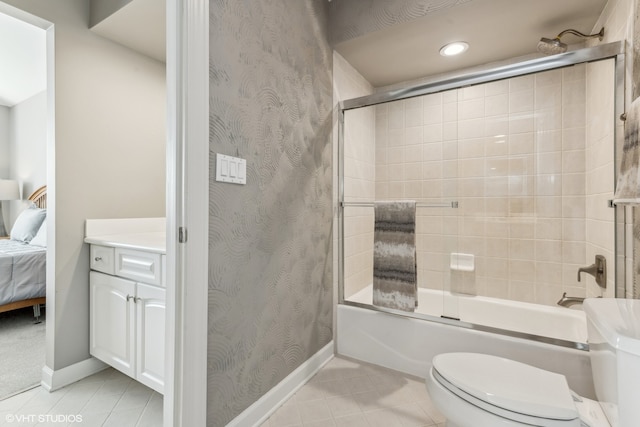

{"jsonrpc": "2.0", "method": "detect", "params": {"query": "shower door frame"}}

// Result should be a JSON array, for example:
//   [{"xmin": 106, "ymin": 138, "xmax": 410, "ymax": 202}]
[{"xmin": 337, "ymin": 41, "xmax": 625, "ymax": 350}]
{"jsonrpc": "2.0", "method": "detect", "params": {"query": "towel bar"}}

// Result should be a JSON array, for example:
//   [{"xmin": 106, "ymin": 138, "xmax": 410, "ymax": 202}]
[{"xmin": 341, "ymin": 201, "xmax": 459, "ymax": 208}]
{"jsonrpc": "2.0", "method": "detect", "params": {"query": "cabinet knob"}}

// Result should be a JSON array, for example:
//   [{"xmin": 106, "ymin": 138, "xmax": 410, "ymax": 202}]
[
  {"xmin": 94, "ymin": 256, "xmax": 102, "ymax": 262},
  {"xmin": 126, "ymin": 294, "xmax": 133, "ymax": 302}
]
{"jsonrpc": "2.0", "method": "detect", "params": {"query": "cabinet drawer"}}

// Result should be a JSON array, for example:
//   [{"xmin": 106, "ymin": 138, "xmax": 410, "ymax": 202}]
[
  {"xmin": 115, "ymin": 248, "xmax": 163, "ymax": 286},
  {"xmin": 90, "ymin": 245, "xmax": 115, "ymax": 275}
]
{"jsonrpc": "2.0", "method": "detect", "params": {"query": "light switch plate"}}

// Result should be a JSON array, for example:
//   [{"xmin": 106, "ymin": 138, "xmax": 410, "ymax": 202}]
[{"xmin": 216, "ymin": 153, "xmax": 246, "ymax": 184}]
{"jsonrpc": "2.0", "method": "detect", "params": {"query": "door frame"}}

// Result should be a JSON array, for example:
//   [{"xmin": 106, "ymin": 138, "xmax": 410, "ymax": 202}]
[
  {"xmin": 0, "ymin": 0, "xmax": 55, "ymax": 377},
  {"xmin": 165, "ymin": 0, "xmax": 209, "ymax": 425}
]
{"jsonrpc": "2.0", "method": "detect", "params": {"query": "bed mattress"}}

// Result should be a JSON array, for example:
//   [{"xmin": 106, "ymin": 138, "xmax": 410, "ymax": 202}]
[{"xmin": 0, "ymin": 239, "xmax": 46, "ymax": 306}]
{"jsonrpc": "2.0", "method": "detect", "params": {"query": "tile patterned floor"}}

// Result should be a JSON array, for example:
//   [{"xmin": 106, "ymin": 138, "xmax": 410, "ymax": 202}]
[
  {"xmin": 0, "ymin": 368, "xmax": 162, "ymax": 427},
  {"xmin": 262, "ymin": 356, "xmax": 446, "ymax": 427},
  {"xmin": 0, "ymin": 356, "xmax": 443, "ymax": 427}
]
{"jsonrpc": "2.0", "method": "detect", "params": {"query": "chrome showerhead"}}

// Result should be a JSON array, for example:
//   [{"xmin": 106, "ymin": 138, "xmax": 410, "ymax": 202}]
[{"xmin": 537, "ymin": 27, "xmax": 605, "ymax": 55}]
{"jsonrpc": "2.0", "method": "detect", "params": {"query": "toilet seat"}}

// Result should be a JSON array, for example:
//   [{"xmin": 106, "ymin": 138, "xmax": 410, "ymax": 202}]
[{"xmin": 432, "ymin": 353, "xmax": 580, "ymax": 425}]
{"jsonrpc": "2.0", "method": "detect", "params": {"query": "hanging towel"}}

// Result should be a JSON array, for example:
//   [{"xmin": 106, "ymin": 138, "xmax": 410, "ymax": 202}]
[
  {"xmin": 372, "ymin": 200, "xmax": 417, "ymax": 312},
  {"xmin": 614, "ymin": 96, "xmax": 640, "ymax": 204}
]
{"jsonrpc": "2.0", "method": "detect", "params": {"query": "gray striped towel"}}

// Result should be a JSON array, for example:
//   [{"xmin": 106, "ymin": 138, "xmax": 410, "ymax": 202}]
[{"xmin": 372, "ymin": 200, "xmax": 417, "ymax": 312}]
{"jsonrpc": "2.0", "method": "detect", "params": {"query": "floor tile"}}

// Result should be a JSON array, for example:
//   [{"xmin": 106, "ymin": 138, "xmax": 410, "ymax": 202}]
[
  {"xmin": 0, "ymin": 368, "xmax": 161, "ymax": 427},
  {"xmin": 2, "ymin": 356, "xmax": 446, "ymax": 427},
  {"xmin": 303, "ymin": 418, "xmax": 336, "ymax": 427},
  {"xmin": 136, "ymin": 402, "xmax": 163, "ymax": 427},
  {"xmin": 297, "ymin": 399, "xmax": 332, "ymax": 423},
  {"xmin": 325, "ymin": 395, "xmax": 361, "ymax": 418},
  {"xmin": 80, "ymin": 392, "xmax": 121, "ymax": 416},
  {"xmin": 333, "ymin": 413, "xmax": 370, "ymax": 427},
  {"xmin": 266, "ymin": 355, "xmax": 446, "ymax": 427},
  {"xmin": 76, "ymin": 411, "xmax": 110, "ymax": 427},
  {"xmin": 393, "ymin": 402, "xmax": 434, "ymax": 427},
  {"xmin": 294, "ymin": 382, "xmax": 326, "ymax": 403},
  {"xmin": 364, "ymin": 408, "xmax": 403, "ymax": 427},
  {"xmin": 102, "ymin": 407, "xmax": 144, "ymax": 427},
  {"xmin": 269, "ymin": 399, "xmax": 303, "ymax": 426}
]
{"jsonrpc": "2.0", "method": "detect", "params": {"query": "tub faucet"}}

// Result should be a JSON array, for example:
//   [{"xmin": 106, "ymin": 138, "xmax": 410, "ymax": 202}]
[{"xmin": 557, "ymin": 292, "xmax": 585, "ymax": 308}]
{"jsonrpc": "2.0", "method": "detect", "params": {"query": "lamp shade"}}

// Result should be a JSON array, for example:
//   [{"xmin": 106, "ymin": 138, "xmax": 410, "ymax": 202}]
[{"xmin": 0, "ymin": 180, "xmax": 19, "ymax": 200}]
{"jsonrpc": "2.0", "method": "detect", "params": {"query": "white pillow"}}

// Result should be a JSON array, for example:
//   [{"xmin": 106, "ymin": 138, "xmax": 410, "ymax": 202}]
[
  {"xmin": 10, "ymin": 207, "xmax": 46, "ymax": 243},
  {"xmin": 29, "ymin": 220, "xmax": 47, "ymax": 247}
]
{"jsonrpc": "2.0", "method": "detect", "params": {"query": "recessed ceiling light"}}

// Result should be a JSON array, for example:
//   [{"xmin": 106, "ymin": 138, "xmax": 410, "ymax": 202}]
[{"xmin": 440, "ymin": 41, "xmax": 469, "ymax": 57}]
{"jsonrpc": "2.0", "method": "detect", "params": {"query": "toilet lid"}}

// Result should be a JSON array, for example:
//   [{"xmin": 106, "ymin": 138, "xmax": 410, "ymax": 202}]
[{"xmin": 432, "ymin": 353, "xmax": 578, "ymax": 421}]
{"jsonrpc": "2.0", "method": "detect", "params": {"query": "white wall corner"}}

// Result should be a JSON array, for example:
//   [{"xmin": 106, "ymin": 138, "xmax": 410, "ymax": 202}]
[
  {"xmin": 226, "ymin": 342, "xmax": 334, "ymax": 427},
  {"xmin": 40, "ymin": 358, "xmax": 108, "ymax": 392}
]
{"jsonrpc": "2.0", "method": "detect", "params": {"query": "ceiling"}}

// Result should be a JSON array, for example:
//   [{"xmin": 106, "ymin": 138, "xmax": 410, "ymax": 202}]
[
  {"xmin": 0, "ymin": 11, "xmax": 46, "ymax": 107},
  {"xmin": 0, "ymin": 0, "xmax": 610, "ymax": 107},
  {"xmin": 334, "ymin": 0, "xmax": 609, "ymax": 87},
  {"xmin": 90, "ymin": 0, "xmax": 166, "ymax": 64}
]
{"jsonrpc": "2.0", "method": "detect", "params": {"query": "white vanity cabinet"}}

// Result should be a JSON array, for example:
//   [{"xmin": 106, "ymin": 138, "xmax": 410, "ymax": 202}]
[
  {"xmin": 88, "ymin": 242, "xmax": 166, "ymax": 394},
  {"xmin": 90, "ymin": 271, "xmax": 136, "ymax": 378}
]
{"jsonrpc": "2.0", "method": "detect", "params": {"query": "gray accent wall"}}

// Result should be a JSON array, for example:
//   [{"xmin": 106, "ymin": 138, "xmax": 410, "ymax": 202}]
[
  {"xmin": 208, "ymin": 1, "xmax": 333, "ymax": 425},
  {"xmin": 329, "ymin": 0, "xmax": 472, "ymax": 46}
]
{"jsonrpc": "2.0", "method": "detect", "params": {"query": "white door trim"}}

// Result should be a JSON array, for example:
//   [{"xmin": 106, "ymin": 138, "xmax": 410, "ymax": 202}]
[
  {"xmin": 0, "ymin": 0, "xmax": 56, "ymax": 383},
  {"xmin": 165, "ymin": 0, "xmax": 209, "ymax": 425}
]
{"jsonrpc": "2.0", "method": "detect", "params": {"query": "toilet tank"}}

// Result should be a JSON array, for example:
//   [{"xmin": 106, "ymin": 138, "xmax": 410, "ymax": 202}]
[{"xmin": 583, "ymin": 298, "xmax": 640, "ymax": 427}]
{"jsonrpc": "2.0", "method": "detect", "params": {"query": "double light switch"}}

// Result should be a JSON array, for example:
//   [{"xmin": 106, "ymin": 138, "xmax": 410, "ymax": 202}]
[{"xmin": 216, "ymin": 153, "xmax": 247, "ymax": 185}]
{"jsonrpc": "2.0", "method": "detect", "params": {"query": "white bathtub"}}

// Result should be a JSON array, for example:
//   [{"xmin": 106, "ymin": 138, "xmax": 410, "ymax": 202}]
[
  {"xmin": 339, "ymin": 286, "xmax": 595, "ymax": 398},
  {"xmin": 348, "ymin": 286, "xmax": 588, "ymax": 343}
]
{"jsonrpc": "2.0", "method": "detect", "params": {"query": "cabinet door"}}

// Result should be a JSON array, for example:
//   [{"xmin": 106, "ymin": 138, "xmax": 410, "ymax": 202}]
[
  {"xmin": 90, "ymin": 271, "xmax": 136, "ymax": 377},
  {"xmin": 135, "ymin": 282, "xmax": 166, "ymax": 394}
]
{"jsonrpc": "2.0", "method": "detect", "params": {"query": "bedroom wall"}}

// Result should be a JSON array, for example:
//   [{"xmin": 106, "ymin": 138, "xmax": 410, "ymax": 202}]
[
  {"xmin": 8, "ymin": 90, "xmax": 47, "ymax": 227},
  {"xmin": 208, "ymin": 1, "xmax": 333, "ymax": 425},
  {"xmin": 0, "ymin": 105, "xmax": 9, "ymax": 231},
  {"xmin": 0, "ymin": 106, "xmax": 8, "ymax": 178},
  {"xmin": 2, "ymin": 0, "xmax": 166, "ymax": 371}
]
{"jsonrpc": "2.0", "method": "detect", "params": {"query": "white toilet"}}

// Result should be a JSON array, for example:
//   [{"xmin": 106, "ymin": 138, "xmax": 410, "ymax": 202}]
[{"xmin": 425, "ymin": 298, "xmax": 640, "ymax": 427}]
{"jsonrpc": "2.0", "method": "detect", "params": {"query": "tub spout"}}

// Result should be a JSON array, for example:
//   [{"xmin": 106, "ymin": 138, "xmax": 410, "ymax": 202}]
[{"xmin": 557, "ymin": 292, "xmax": 585, "ymax": 308}]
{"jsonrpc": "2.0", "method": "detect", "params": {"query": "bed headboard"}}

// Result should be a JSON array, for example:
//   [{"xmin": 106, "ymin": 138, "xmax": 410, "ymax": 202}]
[{"xmin": 28, "ymin": 186, "xmax": 47, "ymax": 209}]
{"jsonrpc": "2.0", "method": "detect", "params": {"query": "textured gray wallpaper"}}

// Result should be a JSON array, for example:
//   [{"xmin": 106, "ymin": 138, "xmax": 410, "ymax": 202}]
[
  {"xmin": 208, "ymin": 1, "xmax": 333, "ymax": 425},
  {"xmin": 329, "ymin": 0, "xmax": 473, "ymax": 46}
]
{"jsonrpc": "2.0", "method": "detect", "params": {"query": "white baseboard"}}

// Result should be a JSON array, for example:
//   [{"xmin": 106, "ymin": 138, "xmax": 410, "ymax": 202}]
[
  {"xmin": 41, "ymin": 357, "xmax": 109, "ymax": 392},
  {"xmin": 226, "ymin": 341, "xmax": 334, "ymax": 427}
]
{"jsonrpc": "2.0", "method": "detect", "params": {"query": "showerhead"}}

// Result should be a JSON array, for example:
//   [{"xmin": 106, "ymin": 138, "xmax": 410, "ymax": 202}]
[
  {"xmin": 537, "ymin": 27, "xmax": 605, "ymax": 55},
  {"xmin": 537, "ymin": 37, "xmax": 568, "ymax": 55}
]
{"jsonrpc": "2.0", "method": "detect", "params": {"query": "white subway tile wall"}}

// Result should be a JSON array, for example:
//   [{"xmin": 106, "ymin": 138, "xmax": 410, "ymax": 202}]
[
  {"xmin": 343, "ymin": 104, "xmax": 376, "ymax": 299},
  {"xmin": 343, "ymin": 60, "xmax": 615, "ymax": 306},
  {"xmin": 334, "ymin": 51, "xmax": 375, "ymax": 302}
]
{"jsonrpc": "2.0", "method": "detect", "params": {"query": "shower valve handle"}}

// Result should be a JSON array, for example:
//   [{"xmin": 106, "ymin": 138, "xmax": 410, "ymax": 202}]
[{"xmin": 577, "ymin": 255, "xmax": 606, "ymax": 288}]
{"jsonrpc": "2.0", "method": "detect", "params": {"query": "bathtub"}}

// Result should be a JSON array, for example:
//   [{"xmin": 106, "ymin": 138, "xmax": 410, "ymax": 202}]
[
  {"xmin": 347, "ymin": 286, "xmax": 588, "ymax": 343},
  {"xmin": 338, "ymin": 286, "xmax": 595, "ymax": 398}
]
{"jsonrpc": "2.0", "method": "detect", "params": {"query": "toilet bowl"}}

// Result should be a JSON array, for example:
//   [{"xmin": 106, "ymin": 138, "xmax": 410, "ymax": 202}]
[
  {"xmin": 426, "ymin": 352, "xmax": 608, "ymax": 427},
  {"xmin": 425, "ymin": 298, "xmax": 640, "ymax": 427}
]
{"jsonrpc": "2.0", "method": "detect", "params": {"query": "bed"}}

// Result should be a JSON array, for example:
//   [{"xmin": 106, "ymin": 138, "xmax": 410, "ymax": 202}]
[{"xmin": 0, "ymin": 186, "xmax": 47, "ymax": 320}]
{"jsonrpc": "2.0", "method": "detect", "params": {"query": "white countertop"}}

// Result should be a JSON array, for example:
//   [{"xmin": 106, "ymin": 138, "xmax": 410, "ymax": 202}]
[
  {"xmin": 84, "ymin": 232, "xmax": 166, "ymax": 254},
  {"xmin": 84, "ymin": 218, "xmax": 166, "ymax": 254}
]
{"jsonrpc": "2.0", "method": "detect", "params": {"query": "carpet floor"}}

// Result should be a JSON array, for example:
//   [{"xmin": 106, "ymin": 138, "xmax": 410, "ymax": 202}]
[{"xmin": 0, "ymin": 306, "xmax": 45, "ymax": 400}]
